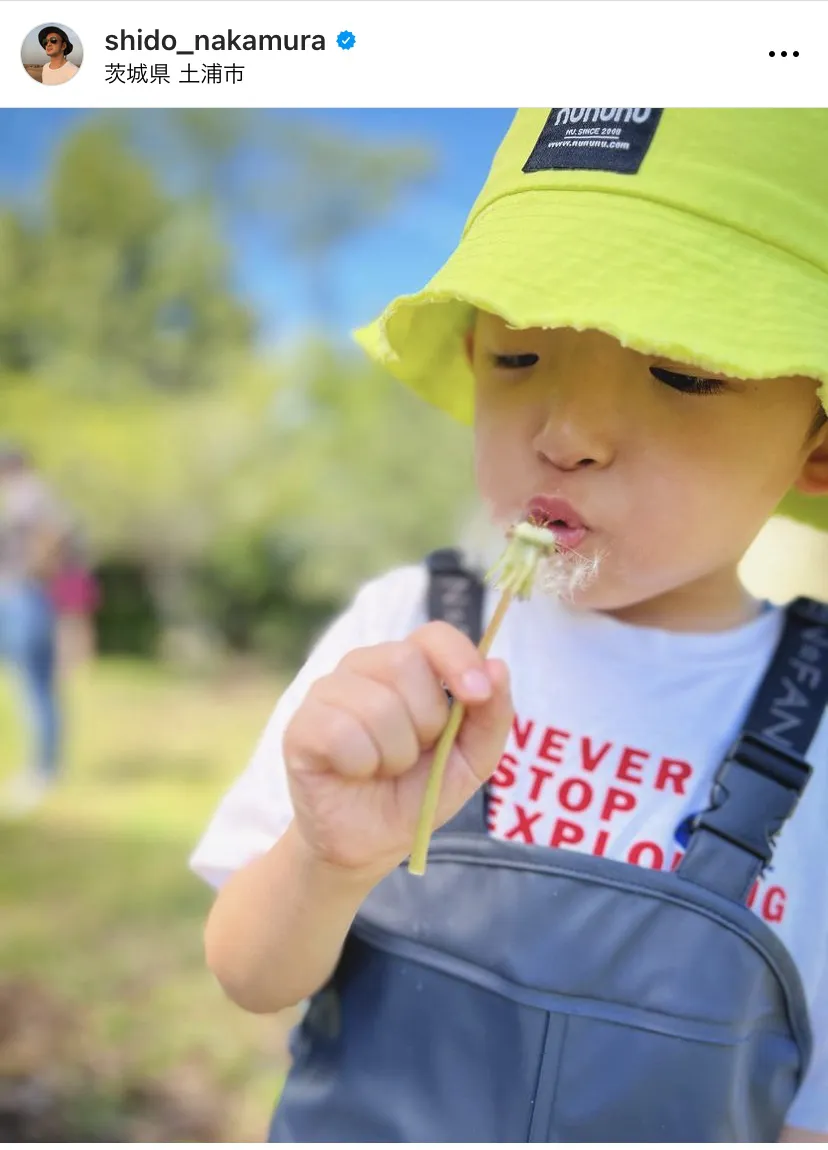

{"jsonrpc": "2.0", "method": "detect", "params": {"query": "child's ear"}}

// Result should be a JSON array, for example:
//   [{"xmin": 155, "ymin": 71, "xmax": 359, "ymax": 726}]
[{"xmin": 793, "ymin": 422, "xmax": 828, "ymax": 496}]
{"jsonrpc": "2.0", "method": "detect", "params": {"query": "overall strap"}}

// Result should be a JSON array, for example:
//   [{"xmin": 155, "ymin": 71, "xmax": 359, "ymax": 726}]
[
  {"xmin": 426, "ymin": 548, "xmax": 485, "ymax": 645},
  {"xmin": 425, "ymin": 549, "xmax": 490, "ymax": 835},
  {"xmin": 677, "ymin": 597, "xmax": 828, "ymax": 902}
]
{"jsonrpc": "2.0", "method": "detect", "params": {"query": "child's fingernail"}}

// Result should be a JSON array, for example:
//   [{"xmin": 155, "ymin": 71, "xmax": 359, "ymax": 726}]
[{"xmin": 461, "ymin": 669, "xmax": 492, "ymax": 700}]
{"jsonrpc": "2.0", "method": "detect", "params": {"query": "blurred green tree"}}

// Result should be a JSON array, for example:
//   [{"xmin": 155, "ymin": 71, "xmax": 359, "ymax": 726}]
[
  {"xmin": 0, "ymin": 212, "xmax": 33, "ymax": 371},
  {"xmin": 17, "ymin": 121, "xmax": 255, "ymax": 394}
]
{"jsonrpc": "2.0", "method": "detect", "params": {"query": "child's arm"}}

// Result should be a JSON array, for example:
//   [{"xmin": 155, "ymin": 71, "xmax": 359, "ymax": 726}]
[
  {"xmin": 202, "ymin": 621, "xmax": 513, "ymax": 1014},
  {"xmin": 203, "ymin": 820, "xmax": 385, "ymax": 1013}
]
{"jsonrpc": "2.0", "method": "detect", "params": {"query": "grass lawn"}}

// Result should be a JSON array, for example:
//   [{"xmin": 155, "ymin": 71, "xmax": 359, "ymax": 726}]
[{"xmin": 0, "ymin": 655, "xmax": 300, "ymax": 1141}]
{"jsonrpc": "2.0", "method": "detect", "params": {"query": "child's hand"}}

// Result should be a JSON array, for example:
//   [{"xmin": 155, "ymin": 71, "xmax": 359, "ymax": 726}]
[{"xmin": 282, "ymin": 622, "xmax": 513, "ymax": 879}]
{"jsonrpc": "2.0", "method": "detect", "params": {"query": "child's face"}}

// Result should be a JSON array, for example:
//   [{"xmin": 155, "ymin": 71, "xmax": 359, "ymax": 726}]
[{"xmin": 469, "ymin": 311, "xmax": 828, "ymax": 621}]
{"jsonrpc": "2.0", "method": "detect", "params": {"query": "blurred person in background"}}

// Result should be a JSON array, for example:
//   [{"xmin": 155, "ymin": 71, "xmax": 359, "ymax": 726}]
[
  {"xmin": 38, "ymin": 26, "xmax": 79, "ymax": 87},
  {"xmin": 0, "ymin": 444, "xmax": 72, "ymax": 812}
]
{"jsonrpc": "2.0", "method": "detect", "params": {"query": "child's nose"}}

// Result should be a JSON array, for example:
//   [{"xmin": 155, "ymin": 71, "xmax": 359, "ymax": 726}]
[{"xmin": 531, "ymin": 376, "xmax": 622, "ymax": 472}]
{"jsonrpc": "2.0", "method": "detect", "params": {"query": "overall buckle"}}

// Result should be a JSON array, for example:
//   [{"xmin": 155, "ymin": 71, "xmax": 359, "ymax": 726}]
[{"xmin": 691, "ymin": 732, "xmax": 811, "ymax": 863}]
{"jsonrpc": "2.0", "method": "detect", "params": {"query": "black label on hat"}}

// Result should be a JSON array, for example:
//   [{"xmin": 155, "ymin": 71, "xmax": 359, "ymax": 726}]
[{"xmin": 523, "ymin": 108, "xmax": 663, "ymax": 175}]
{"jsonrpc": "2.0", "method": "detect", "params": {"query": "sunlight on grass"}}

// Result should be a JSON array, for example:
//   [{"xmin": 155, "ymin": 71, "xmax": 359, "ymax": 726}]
[{"xmin": 0, "ymin": 656, "xmax": 298, "ymax": 1141}]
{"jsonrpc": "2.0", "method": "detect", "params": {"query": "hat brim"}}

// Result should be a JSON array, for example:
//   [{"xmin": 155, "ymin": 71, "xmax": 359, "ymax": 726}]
[{"xmin": 355, "ymin": 189, "xmax": 828, "ymax": 532}]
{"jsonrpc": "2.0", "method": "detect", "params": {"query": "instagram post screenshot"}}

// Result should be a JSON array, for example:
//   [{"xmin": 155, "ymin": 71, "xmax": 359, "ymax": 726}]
[{"xmin": 1, "ymin": 0, "xmax": 828, "ymax": 1143}]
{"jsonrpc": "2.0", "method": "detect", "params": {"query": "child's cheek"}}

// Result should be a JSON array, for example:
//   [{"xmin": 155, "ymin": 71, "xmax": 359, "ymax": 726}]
[{"xmin": 474, "ymin": 448, "xmax": 519, "ymax": 521}]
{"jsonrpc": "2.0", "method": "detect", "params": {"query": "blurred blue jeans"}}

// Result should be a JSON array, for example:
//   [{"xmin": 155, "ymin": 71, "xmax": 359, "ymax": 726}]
[{"xmin": 0, "ymin": 581, "xmax": 60, "ymax": 779}]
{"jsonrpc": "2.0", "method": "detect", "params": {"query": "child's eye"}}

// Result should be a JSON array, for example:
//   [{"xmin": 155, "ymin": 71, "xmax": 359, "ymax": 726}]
[
  {"xmin": 491, "ymin": 353, "xmax": 539, "ymax": 370},
  {"xmin": 650, "ymin": 367, "xmax": 727, "ymax": 395}
]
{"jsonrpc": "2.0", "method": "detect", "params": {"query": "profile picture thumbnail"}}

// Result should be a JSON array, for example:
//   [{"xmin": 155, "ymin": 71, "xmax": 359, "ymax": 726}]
[{"xmin": 22, "ymin": 23, "xmax": 83, "ymax": 85}]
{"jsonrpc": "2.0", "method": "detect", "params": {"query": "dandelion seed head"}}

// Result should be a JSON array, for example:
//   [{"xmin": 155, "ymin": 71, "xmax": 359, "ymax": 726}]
[{"xmin": 485, "ymin": 512, "xmax": 604, "ymax": 601}]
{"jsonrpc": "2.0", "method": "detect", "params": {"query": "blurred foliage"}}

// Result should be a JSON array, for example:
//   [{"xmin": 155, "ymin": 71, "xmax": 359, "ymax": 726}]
[
  {"xmin": 1, "ymin": 121, "xmax": 253, "ymax": 392},
  {"xmin": 0, "ymin": 110, "xmax": 475, "ymax": 662}
]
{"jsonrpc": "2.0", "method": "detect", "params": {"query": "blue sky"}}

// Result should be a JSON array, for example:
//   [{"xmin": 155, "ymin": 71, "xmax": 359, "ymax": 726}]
[{"xmin": 0, "ymin": 108, "xmax": 516, "ymax": 347}]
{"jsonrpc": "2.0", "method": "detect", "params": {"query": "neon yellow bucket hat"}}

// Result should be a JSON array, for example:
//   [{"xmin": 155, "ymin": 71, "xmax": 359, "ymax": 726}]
[{"xmin": 355, "ymin": 108, "xmax": 828, "ymax": 532}]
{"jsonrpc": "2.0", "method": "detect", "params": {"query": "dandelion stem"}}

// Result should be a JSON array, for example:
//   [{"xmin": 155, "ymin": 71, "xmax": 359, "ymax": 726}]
[{"xmin": 407, "ymin": 588, "xmax": 514, "ymax": 876}]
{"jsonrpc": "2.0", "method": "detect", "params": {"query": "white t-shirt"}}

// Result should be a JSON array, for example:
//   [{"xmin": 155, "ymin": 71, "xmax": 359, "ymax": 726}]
[
  {"xmin": 190, "ymin": 563, "xmax": 828, "ymax": 1133},
  {"xmin": 41, "ymin": 61, "xmax": 79, "ymax": 85}
]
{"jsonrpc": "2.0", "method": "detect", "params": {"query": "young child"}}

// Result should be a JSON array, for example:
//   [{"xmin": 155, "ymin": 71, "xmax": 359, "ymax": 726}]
[{"xmin": 190, "ymin": 109, "xmax": 828, "ymax": 1142}]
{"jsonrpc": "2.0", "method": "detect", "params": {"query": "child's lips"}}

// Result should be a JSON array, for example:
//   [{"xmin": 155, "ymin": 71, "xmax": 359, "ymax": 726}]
[{"xmin": 525, "ymin": 496, "xmax": 589, "ymax": 550}]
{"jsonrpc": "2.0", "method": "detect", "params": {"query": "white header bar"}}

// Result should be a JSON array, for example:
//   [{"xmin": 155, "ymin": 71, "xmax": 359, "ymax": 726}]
[{"xmin": 2, "ymin": 0, "xmax": 825, "ymax": 108}]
